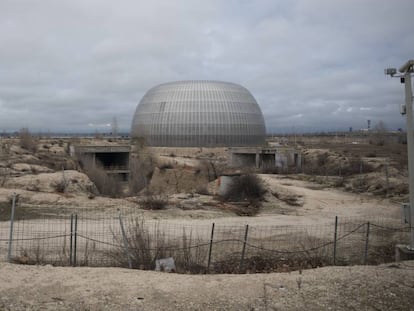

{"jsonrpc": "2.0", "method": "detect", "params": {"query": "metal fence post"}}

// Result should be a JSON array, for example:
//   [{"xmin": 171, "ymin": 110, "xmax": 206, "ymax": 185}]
[
  {"xmin": 364, "ymin": 222, "xmax": 370, "ymax": 265},
  {"xmin": 69, "ymin": 214, "xmax": 73, "ymax": 266},
  {"xmin": 73, "ymin": 214, "xmax": 78, "ymax": 266},
  {"xmin": 119, "ymin": 212, "xmax": 132, "ymax": 269},
  {"xmin": 385, "ymin": 163, "xmax": 389, "ymax": 197},
  {"xmin": 7, "ymin": 193, "xmax": 16, "ymax": 262},
  {"xmin": 333, "ymin": 216, "xmax": 338, "ymax": 265},
  {"xmin": 207, "ymin": 223, "xmax": 215, "ymax": 273},
  {"xmin": 239, "ymin": 224, "xmax": 249, "ymax": 273},
  {"xmin": 338, "ymin": 161, "xmax": 342, "ymax": 177}
]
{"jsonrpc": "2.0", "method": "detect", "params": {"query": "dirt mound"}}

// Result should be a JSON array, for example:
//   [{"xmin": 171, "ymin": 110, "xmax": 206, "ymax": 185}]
[
  {"xmin": 3, "ymin": 170, "xmax": 98, "ymax": 195},
  {"xmin": 345, "ymin": 172, "xmax": 408, "ymax": 196},
  {"xmin": 0, "ymin": 262, "xmax": 413, "ymax": 310},
  {"xmin": 12, "ymin": 163, "xmax": 54, "ymax": 174},
  {"xmin": 302, "ymin": 148, "xmax": 373, "ymax": 176}
]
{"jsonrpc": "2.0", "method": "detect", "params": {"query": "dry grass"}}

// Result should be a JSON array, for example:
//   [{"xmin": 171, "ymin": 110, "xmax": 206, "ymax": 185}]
[{"xmin": 108, "ymin": 218, "xmax": 208, "ymax": 273}]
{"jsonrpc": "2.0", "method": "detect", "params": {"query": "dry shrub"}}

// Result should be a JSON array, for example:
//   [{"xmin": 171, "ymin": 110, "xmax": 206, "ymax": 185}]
[
  {"xmin": 13, "ymin": 238, "xmax": 70, "ymax": 266},
  {"xmin": 220, "ymin": 174, "xmax": 266, "ymax": 216},
  {"xmin": 90, "ymin": 167, "xmax": 122, "ymax": 198},
  {"xmin": 221, "ymin": 174, "xmax": 266, "ymax": 204},
  {"xmin": 109, "ymin": 218, "xmax": 207, "ymax": 272},
  {"xmin": 141, "ymin": 194, "xmax": 168, "ymax": 210},
  {"xmin": 51, "ymin": 178, "xmax": 68, "ymax": 193},
  {"xmin": 51, "ymin": 171, "xmax": 69, "ymax": 193},
  {"xmin": 18, "ymin": 128, "xmax": 38, "ymax": 152},
  {"xmin": 80, "ymin": 156, "xmax": 123, "ymax": 198},
  {"xmin": 214, "ymin": 234, "xmax": 332, "ymax": 274},
  {"xmin": 198, "ymin": 160, "xmax": 227, "ymax": 182},
  {"xmin": 174, "ymin": 229, "xmax": 207, "ymax": 273},
  {"xmin": 272, "ymin": 191, "xmax": 303, "ymax": 206},
  {"xmin": 14, "ymin": 246, "xmax": 45, "ymax": 265},
  {"xmin": 129, "ymin": 153, "xmax": 155, "ymax": 195},
  {"xmin": 0, "ymin": 168, "xmax": 10, "ymax": 187}
]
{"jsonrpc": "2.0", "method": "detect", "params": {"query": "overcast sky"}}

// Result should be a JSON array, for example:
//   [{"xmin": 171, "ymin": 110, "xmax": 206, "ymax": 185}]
[{"xmin": 1, "ymin": 0, "xmax": 413, "ymax": 134}]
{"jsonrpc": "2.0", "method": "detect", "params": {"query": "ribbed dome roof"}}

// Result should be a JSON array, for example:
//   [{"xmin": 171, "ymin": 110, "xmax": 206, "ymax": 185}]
[{"xmin": 131, "ymin": 80, "xmax": 266, "ymax": 147}]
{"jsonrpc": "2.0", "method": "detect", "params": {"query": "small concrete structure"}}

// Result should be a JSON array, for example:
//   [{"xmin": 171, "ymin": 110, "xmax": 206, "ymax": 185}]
[
  {"xmin": 73, "ymin": 145, "xmax": 131, "ymax": 181},
  {"xmin": 228, "ymin": 147, "xmax": 301, "ymax": 171}
]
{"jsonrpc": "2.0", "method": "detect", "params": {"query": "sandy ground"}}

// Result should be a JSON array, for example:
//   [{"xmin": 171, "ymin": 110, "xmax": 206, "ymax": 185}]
[{"xmin": 0, "ymin": 261, "xmax": 413, "ymax": 310}]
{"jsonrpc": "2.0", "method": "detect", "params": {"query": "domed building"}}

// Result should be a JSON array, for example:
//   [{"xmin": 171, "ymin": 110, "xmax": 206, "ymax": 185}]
[{"xmin": 131, "ymin": 80, "xmax": 266, "ymax": 147}]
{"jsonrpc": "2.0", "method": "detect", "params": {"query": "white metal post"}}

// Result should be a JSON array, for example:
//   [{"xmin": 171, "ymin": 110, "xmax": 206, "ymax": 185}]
[
  {"xmin": 7, "ymin": 193, "xmax": 16, "ymax": 262},
  {"xmin": 403, "ymin": 72, "xmax": 414, "ymax": 250}
]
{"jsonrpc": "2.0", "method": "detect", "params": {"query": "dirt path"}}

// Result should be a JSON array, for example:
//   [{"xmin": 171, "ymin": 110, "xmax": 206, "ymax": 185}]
[
  {"xmin": 0, "ymin": 261, "xmax": 413, "ymax": 310},
  {"xmin": 260, "ymin": 174, "xmax": 400, "ymax": 219}
]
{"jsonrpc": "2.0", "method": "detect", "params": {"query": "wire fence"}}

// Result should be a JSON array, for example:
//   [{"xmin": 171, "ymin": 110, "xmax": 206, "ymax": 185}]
[{"xmin": 0, "ymin": 202, "xmax": 410, "ymax": 274}]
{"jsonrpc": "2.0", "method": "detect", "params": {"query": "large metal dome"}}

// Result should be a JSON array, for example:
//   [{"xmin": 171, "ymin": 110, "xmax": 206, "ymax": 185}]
[{"xmin": 131, "ymin": 80, "xmax": 266, "ymax": 147}]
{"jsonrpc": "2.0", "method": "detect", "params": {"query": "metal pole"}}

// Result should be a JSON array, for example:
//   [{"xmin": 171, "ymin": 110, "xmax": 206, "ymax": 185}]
[
  {"xmin": 73, "ymin": 214, "xmax": 78, "ymax": 266},
  {"xmin": 207, "ymin": 223, "xmax": 215, "ymax": 273},
  {"xmin": 364, "ymin": 222, "xmax": 370, "ymax": 265},
  {"xmin": 333, "ymin": 216, "xmax": 338, "ymax": 265},
  {"xmin": 118, "ymin": 212, "xmax": 132, "ymax": 269},
  {"xmin": 239, "ymin": 225, "xmax": 249, "ymax": 273},
  {"xmin": 7, "ymin": 193, "xmax": 16, "ymax": 262},
  {"xmin": 69, "ymin": 214, "xmax": 73, "ymax": 266},
  {"xmin": 403, "ymin": 72, "xmax": 414, "ymax": 250},
  {"xmin": 384, "ymin": 162, "xmax": 389, "ymax": 198}
]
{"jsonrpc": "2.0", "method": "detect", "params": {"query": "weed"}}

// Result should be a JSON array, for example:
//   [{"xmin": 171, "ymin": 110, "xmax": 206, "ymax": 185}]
[{"xmin": 140, "ymin": 195, "xmax": 168, "ymax": 210}]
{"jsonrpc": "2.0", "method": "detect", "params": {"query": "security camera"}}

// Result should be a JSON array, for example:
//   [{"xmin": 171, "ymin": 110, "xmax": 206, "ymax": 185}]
[
  {"xmin": 401, "ymin": 104, "xmax": 407, "ymax": 115},
  {"xmin": 384, "ymin": 68, "xmax": 397, "ymax": 76}
]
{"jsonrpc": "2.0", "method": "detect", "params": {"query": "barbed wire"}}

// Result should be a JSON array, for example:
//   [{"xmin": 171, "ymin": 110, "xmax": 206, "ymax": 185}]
[
  {"xmin": 244, "ymin": 223, "xmax": 367, "ymax": 254},
  {"xmin": 370, "ymin": 223, "xmax": 411, "ymax": 232},
  {"xmin": 0, "ymin": 234, "xmax": 69, "ymax": 242}
]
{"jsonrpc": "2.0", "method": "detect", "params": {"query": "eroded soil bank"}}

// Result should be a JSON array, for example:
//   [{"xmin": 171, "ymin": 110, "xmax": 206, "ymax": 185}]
[{"xmin": 0, "ymin": 261, "xmax": 413, "ymax": 310}]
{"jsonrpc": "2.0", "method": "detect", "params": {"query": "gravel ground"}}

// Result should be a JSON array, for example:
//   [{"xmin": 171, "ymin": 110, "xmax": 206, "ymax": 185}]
[{"xmin": 1, "ymin": 262, "xmax": 414, "ymax": 310}]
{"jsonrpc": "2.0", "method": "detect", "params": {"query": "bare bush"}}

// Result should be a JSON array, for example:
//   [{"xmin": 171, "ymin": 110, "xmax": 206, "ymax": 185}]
[
  {"xmin": 109, "ymin": 218, "xmax": 207, "ymax": 272},
  {"xmin": 18, "ymin": 128, "xmax": 38, "ymax": 152},
  {"xmin": 220, "ymin": 174, "xmax": 266, "ymax": 216},
  {"xmin": 80, "ymin": 156, "xmax": 123, "ymax": 198},
  {"xmin": 0, "ymin": 168, "xmax": 10, "ymax": 187},
  {"xmin": 199, "ymin": 160, "xmax": 227, "ymax": 182},
  {"xmin": 174, "ymin": 229, "xmax": 207, "ymax": 273},
  {"xmin": 370, "ymin": 120, "xmax": 389, "ymax": 146},
  {"xmin": 272, "ymin": 191, "xmax": 303, "ymax": 206},
  {"xmin": 129, "ymin": 153, "xmax": 155, "ymax": 195},
  {"xmin": 221, "ymin": 174, "xmax": 266, "ymax": 204},
  {"xmin": 51, "ymin": 170, "xmax": 68, "ymax": 193},
  {"xmin": 116, "ymin": 219, "xmax": 165, "ymax": 269},
  {"xmin": 141, "ymin": 194, "xmax": 168, "ymax": 210},
  {"xmin": 51, "ymin": 179, "xmax": 68, "ymax": 193}
]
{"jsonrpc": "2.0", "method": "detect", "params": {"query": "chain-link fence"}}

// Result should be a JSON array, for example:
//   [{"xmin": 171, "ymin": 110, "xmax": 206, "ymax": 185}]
[{"xmin": 0, "ymin": 201, "xmax": 409, "ymax": 273}]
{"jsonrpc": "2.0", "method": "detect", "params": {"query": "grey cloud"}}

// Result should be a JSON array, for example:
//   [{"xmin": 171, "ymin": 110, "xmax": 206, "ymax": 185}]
[{"xmin": 0, "ymin": 0, "xmax": 413, "ymax": 133}]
